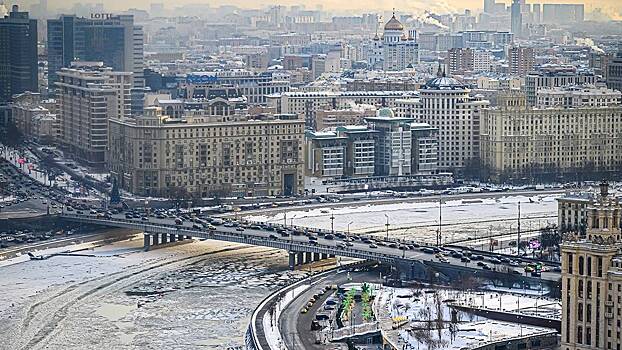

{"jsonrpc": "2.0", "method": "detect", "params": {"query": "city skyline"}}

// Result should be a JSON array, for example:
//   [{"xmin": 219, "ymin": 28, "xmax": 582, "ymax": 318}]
[{"xmin": 8, "ymin": 0, "xmax": 622, "ymax": 18}]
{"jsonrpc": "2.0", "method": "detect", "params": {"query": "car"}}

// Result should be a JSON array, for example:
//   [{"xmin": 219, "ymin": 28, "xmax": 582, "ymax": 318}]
[
  {"xmin": 421, "ymin": 247, "xmax": 435, "ymax": 254},
  {"xmin": 175, "ymin": 218, "xmax": 183, "ymax": 225},
  {"xmin": 207, "ymin": 225, "xmax": 217, "ymax": 231},
  {"xmin": 477, "ymin": 261, "xmax": 486, "ymax": 267},
  {"xmin": 553, "ymin": 266, "xmax": 562, "ymax": 272},
  {"xmin": 344, "ymin": 241, "xmax": 354, "ymax": 247},
  {"xmin": 460, "ymin": 257, "xmax": 471, "ymax": 263},
  {"xmin": 482, "ymin": 264, "xmax": 492, "ymax": 270},
  {"xmin": 509, "ymin": 260, "xmax": 520, "ymax": 267},
  {"xmin": 269, "ymin": 234, "xmax": 278, "ymax": 239},
  {"xmin": 369, "ymin": 244, "xmax": 378, "ymax": 248},
  {"xmin": 236, "ymin": 227, "xmax": 245, "ymax": 232},
  {"xmin": 512, "ymin": 269, "xmax": 521, "ymax": 275},
  {"xmin": 336, "ymin": 243, "xmax": 345, "ymax": 248},
  {"xmin": 324, "ymin": 234, "xmax": 334, "ymax": 240},
  {"xmin": 142, "ymin": 217, "xmax": 149, "ymax": 221}
]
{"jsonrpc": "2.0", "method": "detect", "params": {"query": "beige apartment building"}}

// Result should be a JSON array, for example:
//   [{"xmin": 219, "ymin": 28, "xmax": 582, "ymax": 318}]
[
  {"xmin": 10, "ymin": 91, "xmax": 58, "ymax": 144},
  {"xmin": 56, "ymin": 62, "xmax": 132, "ymax": 166},
  {"xmin": 314, "ymin": 107, "xmax": 376, "ymax": 130},
  {"xmin": 480, "ymin": 90, "xmax": 622, "ymax": 180},
  {"xmin": 415, "ymin": 73, "xmax": 489, "ymax": 171},
  {"xmin": 108, "ymin": 107, "xmax": 304, "ymax": 198},
  {"xmin": 561, "ymin": 182, "xmax": 622, "ymax": 350}
]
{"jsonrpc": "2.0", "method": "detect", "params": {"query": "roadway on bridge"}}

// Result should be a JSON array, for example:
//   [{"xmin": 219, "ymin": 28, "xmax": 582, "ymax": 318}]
[{"xmin": 62, "ymin": 211, "xmax": 561, "ymax": 284}]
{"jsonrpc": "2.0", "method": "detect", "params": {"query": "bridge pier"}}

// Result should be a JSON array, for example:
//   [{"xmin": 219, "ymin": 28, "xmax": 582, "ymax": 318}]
[
  {"xmin": 177, "ymin": 234, "xmax": 184, "ymax": 241},
  {"xmin": 143, "ymin": 233, "xmax": 151, "ymax": 251},
  {"xmin": 288, "ymin": 252, "xmax": 296, "ymax": 270},
  {"xmin": 297, "ymin": 252, "xmax": 304, "ymax": 266},
  {"xmin": 161, "ymin": 233, "xmax": 168, "ymax": 244},
  {"xmin": 152, "ymin": 233, "xmax": 159, "ymax": 245},
  {"xmin": 169, "ymin": 234, "xmax": 176, "ymax": 242},
  {"xmin": 313, "ymin": 252, "xmax": 320, "ymax": 261},
  {"xmin": 305, "ymin": 252, "xmax": 312, "ymax": 264},
  {"xmin": 186, "ymin": 235, "xmax": 192, "ymax": 240}
]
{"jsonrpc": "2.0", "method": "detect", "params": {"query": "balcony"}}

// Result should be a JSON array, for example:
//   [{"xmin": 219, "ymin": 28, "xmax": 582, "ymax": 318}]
[
  {"xmin": 606, "ymin": 300, "xmax": 614, "ymax": 307},
  {"xmin": 605, "ymin": 312, "xmax": 614, "ymax": 319}
]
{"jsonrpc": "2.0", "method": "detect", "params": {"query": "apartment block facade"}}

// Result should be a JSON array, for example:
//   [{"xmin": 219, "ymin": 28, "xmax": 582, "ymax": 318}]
[
  {"xmin": 56, "ymin": 63, "xmax": 132, "ymax": 166},
  {"xmin": 108, "ymin": 108, "xmax": 304, "ymax": 197}
]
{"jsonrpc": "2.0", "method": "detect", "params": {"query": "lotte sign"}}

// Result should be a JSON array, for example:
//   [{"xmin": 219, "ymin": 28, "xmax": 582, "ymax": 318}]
[{"xmin": 90, "ymin": 13, "xmax": 114, "ymax": 20}]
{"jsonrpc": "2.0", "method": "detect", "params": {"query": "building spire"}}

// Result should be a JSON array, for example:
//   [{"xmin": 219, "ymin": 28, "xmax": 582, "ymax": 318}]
[{"xmin": 436, "ymin": 63, "xmax": 443, "ymax": 78}]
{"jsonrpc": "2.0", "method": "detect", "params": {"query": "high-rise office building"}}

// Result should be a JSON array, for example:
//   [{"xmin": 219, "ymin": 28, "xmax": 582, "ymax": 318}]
[
  {"xmin": 542, "ymin": 4, "xmax": 584, "ymax": 25},
  {"xmin": 0, "ymin": 5, "xmax": 38, "ymax": 104},
  {"xmin": 47, "ymin": 14, "xmax": 144, "ymax": 114},
  {"xmin": 511, "ymin": 0, "xmax": 523, "ymax": 38}
]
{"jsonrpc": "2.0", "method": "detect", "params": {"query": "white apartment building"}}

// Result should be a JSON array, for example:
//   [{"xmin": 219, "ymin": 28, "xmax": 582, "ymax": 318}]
[
  {"xmin": 472, "ymin": 50, "xmax": 492, "ymax": 72},
  {"xmin": 56, "ymin": 62, "xmax": 132, "ymax": 166},
  {"xmin": 536, "ymin": 85, "xmax": 621, "ymax": 108}
]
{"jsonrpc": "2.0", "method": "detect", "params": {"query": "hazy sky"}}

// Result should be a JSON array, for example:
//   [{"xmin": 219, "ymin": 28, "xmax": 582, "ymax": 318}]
[{"xmin": 12, "ymin": 0, "xmax": 622, "ymax": 17}]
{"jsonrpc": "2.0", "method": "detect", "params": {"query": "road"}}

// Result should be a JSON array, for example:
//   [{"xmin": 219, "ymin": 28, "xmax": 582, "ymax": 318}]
[
  {"xmin": 62, "ymin": 211, "xmax": 562, "ymax": 283},
  {"xmin": 278, "ymin": 268, "xmax": 382, "ymax": 349},
  {"xmin": 228, "ymin": 188, "xmax": 567, "ymax": 218}
]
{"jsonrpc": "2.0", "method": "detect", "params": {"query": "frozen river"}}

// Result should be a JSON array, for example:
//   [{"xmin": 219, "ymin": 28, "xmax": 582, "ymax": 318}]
[
  {"xmin": 0, "ymin": 235, "xmax": 311, "ymax": 350},
  {"xmin": 244, "ymin": 194, "xmax": 560, "ymax": 245}
]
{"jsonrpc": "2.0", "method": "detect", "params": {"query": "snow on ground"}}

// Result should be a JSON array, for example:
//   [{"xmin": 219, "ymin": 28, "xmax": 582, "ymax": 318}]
[
  {"xmin": 375, "ymin": 286, "xmax": 558, "ymax": 350},
  {"xmin": 0, "ymin": 232, "xmax": 305, "ymax": 350},
  {"xmin": 245, "ymin": 194, "xmax": 560, "ymax": 244}
]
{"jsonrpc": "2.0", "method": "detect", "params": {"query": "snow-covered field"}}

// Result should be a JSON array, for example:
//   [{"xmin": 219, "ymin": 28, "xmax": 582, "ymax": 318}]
[
  {"xmin": 376, "ymin": 286, "xmax": 558, "ymax": 350},
  {"xmin": 0, "ymin": 234, "xmax": 306, "ymax": 350},
  {"xmin": 245, "ymin": 194, "xmax": 560, "ymax": 244}
]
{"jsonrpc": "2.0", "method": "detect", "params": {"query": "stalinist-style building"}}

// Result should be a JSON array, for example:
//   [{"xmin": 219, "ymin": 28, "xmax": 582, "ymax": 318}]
[
  {"xmin": 561, "ymin": 182, "xmax": 622, "ymax": 350},
  {"xmin": 368, "ymin": 12, "xmax": 419, "ymax": 71}
]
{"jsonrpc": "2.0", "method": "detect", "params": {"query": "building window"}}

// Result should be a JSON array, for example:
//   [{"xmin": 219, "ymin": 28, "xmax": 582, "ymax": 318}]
[
  {"xmin": 579, "ymin": 256, "xmax": 585, "ymax": 275},
  {"xmin": 568, "ymin": 253, "xmax": 573, "ymax": 274}
]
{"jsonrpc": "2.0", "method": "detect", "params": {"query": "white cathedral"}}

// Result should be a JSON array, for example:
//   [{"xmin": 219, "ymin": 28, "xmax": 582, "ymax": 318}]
[{"xmin": 369, "ymin": 13, "xmax": 419, "ymax": 71}]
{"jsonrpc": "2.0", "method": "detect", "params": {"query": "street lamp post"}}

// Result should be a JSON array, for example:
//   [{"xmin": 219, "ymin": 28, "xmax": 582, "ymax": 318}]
[
  {"xmin": 384, "ymin": 214, "xmax": 389, "ymax": 241},
  {"xmin": 347, "ymin": 221, "xmax": 353, "ymax": 236},
  {"xmin": 330, "ymin": 211, "xmax": 335, "ymax": 234}
]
